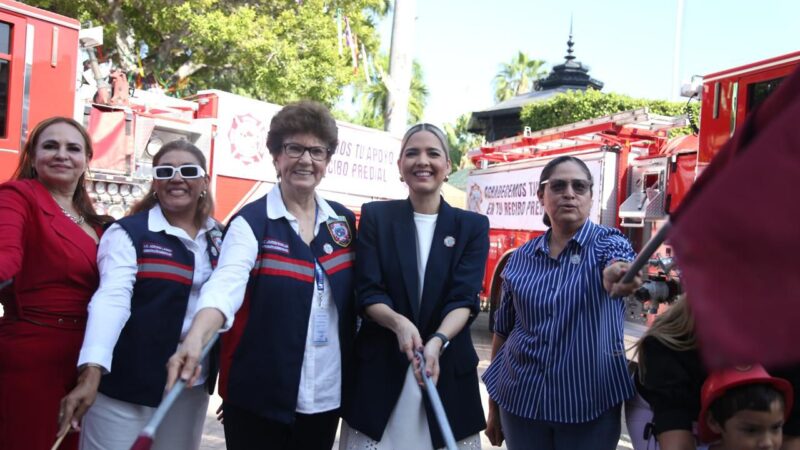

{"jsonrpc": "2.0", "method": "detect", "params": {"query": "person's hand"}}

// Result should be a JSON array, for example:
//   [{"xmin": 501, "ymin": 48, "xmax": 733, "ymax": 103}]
[
  {"xmin": 166, "ymin": 335, "xmax": 203, "ymax": 391},
  {"xmin": 414, "ymin": 338, "xmax": 442, "ymax": 386},
  {"xmin": 392, "ymin": 316, "xmax": 423, "ymax": 364},
  {"xmin": 485, "ymin": 399, "xmax": 504, "ymax": 446},
  {"xmin": 215, "ymin": 403, "xmax": 224, "ymax": 424},
  {"xmin": 58, "ymin": 365, "xmax": 102, "ymax": 437},
  {"xmin": 603, "ymin": 261, "xmax": 642, "ymax": 297}
]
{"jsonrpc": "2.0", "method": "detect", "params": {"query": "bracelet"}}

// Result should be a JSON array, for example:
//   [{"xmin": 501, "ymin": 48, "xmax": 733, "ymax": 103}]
[{"xmin": 429, "ymin": 332, "xmax": 450, "ymax": 353}]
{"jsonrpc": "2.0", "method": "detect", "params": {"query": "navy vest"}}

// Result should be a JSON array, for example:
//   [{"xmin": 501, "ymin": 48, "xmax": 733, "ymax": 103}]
[
  {"xmin": 99, "ymin": 211, "xmax": 221, "ymax": 407},
  {"xmin": 219, "ymin": 194, "xmax": 357, "ymax": 424}
]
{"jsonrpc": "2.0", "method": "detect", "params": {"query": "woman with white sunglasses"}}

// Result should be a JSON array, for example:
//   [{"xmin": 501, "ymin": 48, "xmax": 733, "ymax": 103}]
[{"xmin": 58, "ymin": 140, "xmax": 222, "ymax": 450}]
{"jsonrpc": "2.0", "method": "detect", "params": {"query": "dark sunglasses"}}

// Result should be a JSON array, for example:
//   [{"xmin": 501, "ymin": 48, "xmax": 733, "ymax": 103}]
[
  {"xmin": 541, "ymin": 178, "xmax": 592, "ymax": 195},
  {"xmin": 283, "ymin": 143, "xmax": 330, "ymax": 161},
  {"xmin": 152, "ymin": 164, "xmax": 206, "ymax": 180}
]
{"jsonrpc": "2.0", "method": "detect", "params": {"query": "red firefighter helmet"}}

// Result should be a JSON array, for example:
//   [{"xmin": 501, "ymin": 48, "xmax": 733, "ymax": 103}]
[{"xmin": 698, "ymin": 364, "xmax": 794, "ymax": 443}]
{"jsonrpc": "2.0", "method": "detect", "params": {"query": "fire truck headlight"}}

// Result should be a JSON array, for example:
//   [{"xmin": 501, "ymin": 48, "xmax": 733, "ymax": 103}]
[
  {"xmin": 131, "ymin": 185, "xmax": 144, "ymax": 199},
  {"xmin": 94, "ymin": 181, "xmax": 107, "ymax": 194},
  {"xmin": 106, "ymin": 183, "xmax": 119, "ymax": 196},
  {"xmin": 107, "ymin": 204, "xmax": 125, "ymax": 220},
  {"xmin": 94, "ymin": 203, "xmax": 107, "ymax": 215},
  {"xmin": 119, "ymin": 184, "xmax": 131, "ymax": 197},
  {"xmin": 146, "ymin": 136, "xmax": 163, "ymax": 158}
]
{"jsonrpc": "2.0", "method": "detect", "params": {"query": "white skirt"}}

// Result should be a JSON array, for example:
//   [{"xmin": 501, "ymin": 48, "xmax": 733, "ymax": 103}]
[{"xmin": 340, "ymin": 365, "xmax": 481, "ymax": 450}]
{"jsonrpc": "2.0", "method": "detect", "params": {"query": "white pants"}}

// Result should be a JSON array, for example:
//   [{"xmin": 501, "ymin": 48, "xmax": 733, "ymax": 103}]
[{"xmin": 80, "ymin": 385, "xmax": 209, "ymax": 450}]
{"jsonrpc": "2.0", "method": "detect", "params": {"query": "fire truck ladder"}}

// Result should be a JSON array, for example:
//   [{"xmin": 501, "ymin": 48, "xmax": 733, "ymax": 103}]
[{"xmin": 469, "ymin": 108, "xmax": 688, "ymax": 165}]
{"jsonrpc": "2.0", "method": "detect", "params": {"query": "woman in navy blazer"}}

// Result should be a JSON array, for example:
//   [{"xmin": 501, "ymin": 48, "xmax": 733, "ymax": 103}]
[{"xmin": 341, "ymin": 123, "xmax": 489, "ymax": 449}]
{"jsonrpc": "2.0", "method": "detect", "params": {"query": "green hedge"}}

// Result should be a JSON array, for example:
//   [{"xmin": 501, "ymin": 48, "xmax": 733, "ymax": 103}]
[{"xmin": 519, "ymin": 89, "xmax": 700, "ymax": 137}]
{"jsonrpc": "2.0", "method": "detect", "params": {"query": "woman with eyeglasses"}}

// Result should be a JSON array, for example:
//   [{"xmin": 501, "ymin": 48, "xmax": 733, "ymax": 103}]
[
  {"xmin": 340, "ymin": 123, "xmax": 489, "ymax": 450},
  {"xmin": 57, "ymin": 140, "xmax": 221, "ymax": 450},
  {"xmin": 482, "ymin": 155, "xmax": 643, "ymax": 450},
  {"xmin": 165, "ymin": 101, "xmax": 357, "ymax": 450}
]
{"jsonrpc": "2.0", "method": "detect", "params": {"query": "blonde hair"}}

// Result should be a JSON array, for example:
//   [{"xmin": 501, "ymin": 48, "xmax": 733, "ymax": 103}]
[{"xmin": 635, "ymin": 295, "xmax": 697, "ymax": 381}]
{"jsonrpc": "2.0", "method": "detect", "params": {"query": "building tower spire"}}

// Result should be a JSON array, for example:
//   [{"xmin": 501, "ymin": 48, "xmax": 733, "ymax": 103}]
[{"xmin": 566, "ymin": 15, "xmax": 575, "ymax": 62}]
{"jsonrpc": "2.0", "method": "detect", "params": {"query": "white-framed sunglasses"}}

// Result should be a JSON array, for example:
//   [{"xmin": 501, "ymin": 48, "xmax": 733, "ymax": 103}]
[{"xmin": 152, "ymin": 164, "xmax": 206, "ymax": 180}]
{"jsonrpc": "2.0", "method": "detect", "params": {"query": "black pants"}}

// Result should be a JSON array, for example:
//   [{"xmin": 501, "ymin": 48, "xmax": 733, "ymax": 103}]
[{"xmin": 223, "ymin": 401, "xmax": 340, "ymax": 450}]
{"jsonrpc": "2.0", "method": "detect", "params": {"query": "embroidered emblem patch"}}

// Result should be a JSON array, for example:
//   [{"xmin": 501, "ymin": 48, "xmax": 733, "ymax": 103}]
[
  {"xmin": 326, "ymin": 220, "xmax": 352, "ymax": 247},
  {"xmin": 263, "ymin": 238, "xmax": 290, "ymax": 254},
  {"xmin": 209, "ymin": 229, "xmax": 223, "ymax": 258}
]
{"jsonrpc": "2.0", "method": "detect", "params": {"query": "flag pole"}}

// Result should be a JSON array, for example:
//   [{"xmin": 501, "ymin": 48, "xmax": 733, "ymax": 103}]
[
  {"xmin": 129, "ymin": 334, "xmax": 218, "ymax": 450},
  {"xmin": 621, "ymin": 221, "xmax": 672, "ymax": 284},
  {"xmin": 415, "ymin": 351, "xmax": 458, "ymax": 450}
]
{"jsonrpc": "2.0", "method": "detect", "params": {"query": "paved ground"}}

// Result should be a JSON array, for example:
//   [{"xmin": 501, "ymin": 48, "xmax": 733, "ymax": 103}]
[{"xmin": 199, "ymin": 311, "xmax": 634, "ymax": 449}]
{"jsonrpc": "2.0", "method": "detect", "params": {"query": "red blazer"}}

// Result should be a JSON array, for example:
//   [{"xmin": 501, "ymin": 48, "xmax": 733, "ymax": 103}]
[{"xmin": 0, "ymin": 179, "xmax": 99, "ymax": 317}]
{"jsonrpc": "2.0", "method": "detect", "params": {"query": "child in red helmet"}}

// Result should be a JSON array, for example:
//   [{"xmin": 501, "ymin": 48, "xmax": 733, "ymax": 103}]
[{"xmin": 700, "ymin": 365, "xmax": 794, "ymax": 450}]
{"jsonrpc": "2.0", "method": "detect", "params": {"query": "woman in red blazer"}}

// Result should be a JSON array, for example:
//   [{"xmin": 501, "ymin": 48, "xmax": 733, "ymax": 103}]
[{"xmin": 0, "ymin": 117, "xmax": 108, "ymax": 450}]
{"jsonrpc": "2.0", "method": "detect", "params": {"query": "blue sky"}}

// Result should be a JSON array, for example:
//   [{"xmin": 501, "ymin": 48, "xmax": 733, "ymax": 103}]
[{"xmin": 376, "ymin": 0, "xmax": 800, "ymax": 127}]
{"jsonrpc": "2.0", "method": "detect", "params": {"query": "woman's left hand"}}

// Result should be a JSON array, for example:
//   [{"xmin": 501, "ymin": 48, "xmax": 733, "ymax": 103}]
[
  {"xmin": 603, "ymin": 261, "xmax": 642, "ymax": 297},
  {"xmin": 414, "ymin": 338, "xmax": 442, "ymax": 386}
]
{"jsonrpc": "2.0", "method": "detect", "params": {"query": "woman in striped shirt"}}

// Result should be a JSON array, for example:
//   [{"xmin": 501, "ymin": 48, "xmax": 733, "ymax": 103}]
[{"xmin": 482, "ymin": 155, "xmax": 641, "ymax": 449}]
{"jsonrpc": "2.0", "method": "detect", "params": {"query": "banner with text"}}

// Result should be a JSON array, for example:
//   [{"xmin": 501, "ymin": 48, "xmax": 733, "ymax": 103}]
[
  {"xmin": 211, "ymin": 90, "xmax": 406, "ymax": 200},
  {"xmin": 466, "ymin": 159, "xmax": 604, "ymax": 231}
]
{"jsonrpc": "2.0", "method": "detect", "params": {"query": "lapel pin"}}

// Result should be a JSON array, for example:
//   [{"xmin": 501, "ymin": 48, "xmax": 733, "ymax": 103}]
[
  {"xmin": 570, "ymin": 254, "xmax": 581, "ymax": 265},
  {"xmin": 444, "ymin": 236, "xmax": 456, "ymax": 247},
  {"xmin": 323, "ymin": 243, "xmax": 334, "ymax": 254}
]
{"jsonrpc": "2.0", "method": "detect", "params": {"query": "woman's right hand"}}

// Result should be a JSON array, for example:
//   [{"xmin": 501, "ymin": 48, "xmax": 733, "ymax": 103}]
[
  {"xmin": 393, "ymin": 315, "xmax": 423, "ymax": 363},
  {"xmin": 58, "ymin": 365, "xmax": 103, "ymax": 436},
  {"xmin": 485, "ymin": 399, "xmax": 504, "ymax": 447},
  {"xmin": 166, "ymin": 334, "xmax": 203, "ymax": 390}
]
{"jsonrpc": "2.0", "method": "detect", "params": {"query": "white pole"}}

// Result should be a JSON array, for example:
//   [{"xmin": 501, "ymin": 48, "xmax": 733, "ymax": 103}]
[
  {"xmin": 385, "ymin": 0, "xmax": 416, "ymax": 136},
  {"xmin": 671, "ymin": 0, "xmax": 685, "ymax": 100}
]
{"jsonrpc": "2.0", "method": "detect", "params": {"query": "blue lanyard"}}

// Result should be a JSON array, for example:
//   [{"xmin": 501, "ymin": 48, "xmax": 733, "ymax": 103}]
[
  {"xmin": 314, "ymin": 261, "xmax": 325, "ymax": 295},
  {"xmin": 311, "ymin": 201, "xmax": 326, "ymax": 301}
]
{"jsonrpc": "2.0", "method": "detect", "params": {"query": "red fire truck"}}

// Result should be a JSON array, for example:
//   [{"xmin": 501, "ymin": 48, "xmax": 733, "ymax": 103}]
[
  {"xmin": 467, "ymin": 50, "xmax": 800, "ymax": 344},
  {"xmin": 0, "ymin": 0, "xmax": 406, "ymax": 222}
]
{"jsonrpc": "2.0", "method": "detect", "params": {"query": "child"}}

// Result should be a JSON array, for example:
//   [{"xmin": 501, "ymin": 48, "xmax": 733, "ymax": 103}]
[{"xmin": 699, "ymin": 365, "xmax": 794, "ymax": 450}]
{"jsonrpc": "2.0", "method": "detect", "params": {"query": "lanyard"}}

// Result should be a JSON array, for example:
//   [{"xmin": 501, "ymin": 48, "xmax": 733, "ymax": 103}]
[
  {"xmin": 313, "ymin": 260, "xmax": 325, "ymax": 306},
  {"xmin": 311, "ymin": 200, "xmax": 326, "ymax": 307}
]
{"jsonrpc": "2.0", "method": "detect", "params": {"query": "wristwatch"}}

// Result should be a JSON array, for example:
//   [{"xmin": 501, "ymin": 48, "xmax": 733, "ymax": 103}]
[{"xmin": 430, "ymin": 332, "xmax": 450, "ymax": 353}]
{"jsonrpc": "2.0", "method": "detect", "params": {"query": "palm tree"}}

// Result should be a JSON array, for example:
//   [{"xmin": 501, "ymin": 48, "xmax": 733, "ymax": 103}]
[
  {"xmin": 493, "ymin": 52, "xmax": 548, "ymax": 102},
  {"xmin": 351, "ymin": 53, "xmax": 428, "ymax": 129},
  {"xmin": 444, "ymin": 113, "xmax": 483, "ymax": 170}
]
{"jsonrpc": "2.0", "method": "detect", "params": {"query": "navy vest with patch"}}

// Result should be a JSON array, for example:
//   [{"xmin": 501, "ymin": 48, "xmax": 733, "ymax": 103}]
[
  {"xmin": 219, "ymin": 194, "xmax": 357, "ymax": 424},
  {"xmin": 99, "ymin": 211, "xmax": 221, "ymax": 407}
]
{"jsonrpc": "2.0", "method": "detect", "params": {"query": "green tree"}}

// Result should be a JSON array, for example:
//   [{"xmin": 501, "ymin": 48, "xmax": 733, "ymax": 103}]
[
  {"xmin": 348, "ymin": 53, "xmax": 429, "ymax": 129},
  {"xmin": 520, "ymin": 89, "xmax": 700, "ymax": 136},
  {"xmin": 31, "ymin": 0, "xmax": 389, "ymax": 105},
  {"xmin": 444, "ymin": 113, "xmax": 483, "ymax": 170},
  {"xmin": 493, "ymin": 51, "xmax": 548, "ymax": 102}
]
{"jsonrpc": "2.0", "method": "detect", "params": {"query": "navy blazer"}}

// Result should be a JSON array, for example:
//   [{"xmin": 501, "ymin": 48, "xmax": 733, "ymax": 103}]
[{"xmin": 342, "ymin": 199, "xmax": 489, "ymax": 448}]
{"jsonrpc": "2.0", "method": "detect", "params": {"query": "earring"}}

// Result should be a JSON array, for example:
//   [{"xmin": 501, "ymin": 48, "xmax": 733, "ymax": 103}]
[
  {"xmin": 153, "ymin": 191, "xmax": 158, "ymax": 199},
  {"xmin": 444, "ymin": 176, "xmax": 449, "ymax": 182},
  {"xmin": 200, "ymin": 191, "xmax": 206, "ymax": 198},
  {"xmin": 399, "ymin": 176, "xmax": 404, "ymax": 182}
]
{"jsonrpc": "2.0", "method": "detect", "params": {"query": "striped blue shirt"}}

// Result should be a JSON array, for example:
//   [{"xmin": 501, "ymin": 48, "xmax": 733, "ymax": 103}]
[{"xmin": 482, "ymin": 220, "xmax": 635, "ymax": 423}]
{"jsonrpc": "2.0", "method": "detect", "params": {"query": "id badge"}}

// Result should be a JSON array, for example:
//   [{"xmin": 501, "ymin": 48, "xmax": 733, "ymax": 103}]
[{"xmin": 312, "ymin": 310, "xmax": 330, "ymax": 345}]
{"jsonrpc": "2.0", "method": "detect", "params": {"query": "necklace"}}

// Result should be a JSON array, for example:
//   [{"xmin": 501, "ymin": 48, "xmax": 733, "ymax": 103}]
[{"xmin": 58, "ymin": 203, "xmax": 86, "ymax": 226}]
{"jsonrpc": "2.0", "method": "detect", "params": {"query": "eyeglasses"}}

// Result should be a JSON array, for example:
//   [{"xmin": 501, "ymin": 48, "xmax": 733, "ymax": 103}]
[
  {"xmin": 283, "ymin": 143, "xmax": 330, "ymax": 161},
  {"xmin": 152, "ymin": 164, "xmax": 206, "ymax": 180},
  {"xmin": 541, "ymin": 178, "xmax": 592, "ymax": 195}
]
